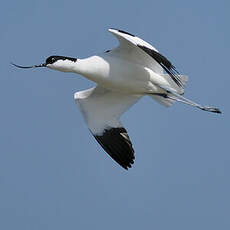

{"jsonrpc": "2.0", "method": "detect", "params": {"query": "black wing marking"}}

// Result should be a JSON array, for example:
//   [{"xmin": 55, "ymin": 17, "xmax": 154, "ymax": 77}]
[
  {"xmin": 137, "ymin": 45, "xmax": 183, "ymax": 88},
  {"xmin": 94, "ymin": 127, "xmax": 135, "ymax": 170},
  {"xmin": 110, "ymin": 28, "xmax": 136, "ymax": 37}
]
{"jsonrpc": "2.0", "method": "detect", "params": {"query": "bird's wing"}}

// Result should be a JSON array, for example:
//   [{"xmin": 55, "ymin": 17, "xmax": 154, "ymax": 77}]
[
  {"xmin": 74, "ymin": 86, "xmax": 141, "ymax": 170},
  {"xmin": 108, "ymin": 28, "xmax": 184, "ymax": 88}
]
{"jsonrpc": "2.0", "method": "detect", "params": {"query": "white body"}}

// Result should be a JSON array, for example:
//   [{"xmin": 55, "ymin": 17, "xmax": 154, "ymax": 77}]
[
  {"xmin": 73, "ymin": 54, "xmax": 167, "ymax": 94},
  {"xmin": 48, "ymin": 29, "xmax": 184, "ymax": 96},
  {"xmin": 44, "ymin": 28, "xmax": 219, "ymax": 170}
]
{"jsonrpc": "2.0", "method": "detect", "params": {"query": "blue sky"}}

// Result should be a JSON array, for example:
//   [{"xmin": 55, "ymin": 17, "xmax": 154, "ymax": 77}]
[{"xmin": 1, "ymin": 0, "xmax": 229, "ymax": 229}]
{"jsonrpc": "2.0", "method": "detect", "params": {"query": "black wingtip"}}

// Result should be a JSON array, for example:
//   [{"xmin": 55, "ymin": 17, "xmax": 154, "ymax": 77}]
[
  {"xmin": 110, "ymin": 28, "xmax": 135, "ymax": 37},
  {"xmin": 93, "ymin": 127, "xmax": 135, "ymax": 170}
]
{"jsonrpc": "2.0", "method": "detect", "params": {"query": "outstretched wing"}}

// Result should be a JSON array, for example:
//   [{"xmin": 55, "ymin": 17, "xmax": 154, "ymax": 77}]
[
  {"xmin": 108, "ymin": 28, "xmax": 184, "ymax": 88},
  {"xmin": 74, "ymin": 86, "xmax": 141, "ymax": 170}
]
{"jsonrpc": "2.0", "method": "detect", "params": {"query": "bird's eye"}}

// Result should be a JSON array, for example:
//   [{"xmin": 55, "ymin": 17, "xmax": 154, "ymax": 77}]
[{"xmin": 52, "ymin": 58, "xmax": 55, "ymax": 62}]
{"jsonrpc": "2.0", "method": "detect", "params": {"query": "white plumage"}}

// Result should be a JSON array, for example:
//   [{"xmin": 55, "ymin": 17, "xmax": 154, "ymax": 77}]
[{"xmin": 12, "ymin": 28, "xmax": 221, "ymax": 170}]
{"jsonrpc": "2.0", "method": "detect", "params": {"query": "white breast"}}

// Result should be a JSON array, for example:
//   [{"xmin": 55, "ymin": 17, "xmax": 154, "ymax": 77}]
[{"xmin": 78, "ymin": 54, "xmax": 153, "ymax": 93}]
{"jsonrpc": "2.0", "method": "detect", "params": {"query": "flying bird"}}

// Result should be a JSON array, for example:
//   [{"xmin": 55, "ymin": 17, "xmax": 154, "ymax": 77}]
[{"xmin": 12, "ymin": 28, "xmax": 221, "ymax": 170}]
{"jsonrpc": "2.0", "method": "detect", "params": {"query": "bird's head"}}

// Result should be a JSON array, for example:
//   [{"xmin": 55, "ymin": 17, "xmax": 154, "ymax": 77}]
[{"xmin": 12, "ymin": 55, "xmax": 78, "ymax": 72}]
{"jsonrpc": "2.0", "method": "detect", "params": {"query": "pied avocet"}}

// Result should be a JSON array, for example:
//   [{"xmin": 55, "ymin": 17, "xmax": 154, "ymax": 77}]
[{"xmin": 12, "ymin": 28, "xmax": 221, "ymax": 170}]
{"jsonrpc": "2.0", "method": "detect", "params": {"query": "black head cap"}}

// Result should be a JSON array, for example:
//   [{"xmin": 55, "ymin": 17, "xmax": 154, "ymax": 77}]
[
  {"xmin": 11, "ymin": 55, "xmax": 78, "ymax": 70},
  {"xmin": 45, "ymin": 56, "xmax": 77, "ymax": 65}
]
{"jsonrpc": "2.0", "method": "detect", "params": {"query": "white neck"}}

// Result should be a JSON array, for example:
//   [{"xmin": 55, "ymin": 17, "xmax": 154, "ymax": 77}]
[{"xmin": 47, "ymin": 55, "xmax": 108, "ymax": 84}]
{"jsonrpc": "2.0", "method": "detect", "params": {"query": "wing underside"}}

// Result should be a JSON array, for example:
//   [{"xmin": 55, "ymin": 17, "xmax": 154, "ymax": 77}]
[
  {"xmin": 74, "ymin": 86, "xmax": 141, "ymax": 169},
  {"xmin": 94, "ymin": 127, "xmax": 134, "ymax": 169}
]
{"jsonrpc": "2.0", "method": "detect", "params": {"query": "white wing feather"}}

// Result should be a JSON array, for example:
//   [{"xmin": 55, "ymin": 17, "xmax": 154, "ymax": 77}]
[
  {"xmin": 108, "ymin": 29, "xmax": 163, "ymax": 74},
  {"xmin": 74, "ymin": 86, "xmax": 141, "ymax": 135},
  {"xmin": 74, "ymin": 86, "xmax": 142, "ymax": 169}
]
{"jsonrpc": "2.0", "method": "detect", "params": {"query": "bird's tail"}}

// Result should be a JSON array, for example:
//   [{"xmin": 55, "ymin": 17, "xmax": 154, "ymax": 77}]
[
  {"xmin": 150, "ymin": 82, "xmax": 221, "ymax": 114},
  {"xmin": 161, "ymin": 74, "xmax": 189, "ymax": 95},
  {"xmin": 166, "ymin": 92, "xmax": 221, "ymax": 113},
  {"xmin": 149, "ymin": 74, "xmax": 188, "ymax": 107}
]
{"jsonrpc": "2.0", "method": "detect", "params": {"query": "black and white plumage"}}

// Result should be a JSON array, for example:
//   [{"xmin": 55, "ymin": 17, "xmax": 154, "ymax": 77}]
[
  {"xmin": 74, "ymin": 86, "xmax": 139, "ymax": 169},
  {"xmin": 12, "ymin": 28, "xmax": 221, "ymax": 170},
  {"xmin": 94, "ymin": 127, "xmax": 134, "ymax": 170}
]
